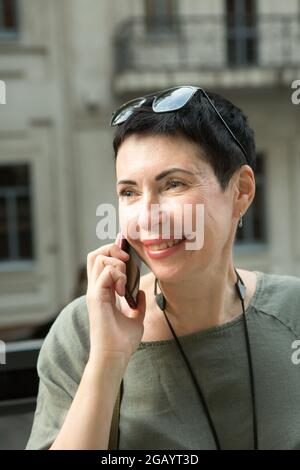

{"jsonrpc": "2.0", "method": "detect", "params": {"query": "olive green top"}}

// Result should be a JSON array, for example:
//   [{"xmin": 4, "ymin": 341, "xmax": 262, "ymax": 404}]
[{"xmin": 26, "ymin": 270, "xmax": 300, "ymax": 450}]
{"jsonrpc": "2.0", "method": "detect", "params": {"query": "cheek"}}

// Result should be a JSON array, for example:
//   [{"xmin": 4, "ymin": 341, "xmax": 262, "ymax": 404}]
[
  {"xmin": 203, "ymin": 199, "xmax": 233, "ymax": 247},
  {"xmin": 159, "ymin": 198, "xmax": 200, "ymax": 238},
  {"xmin": 188, "ymin": 190, "xmax": 230, "ymax": 240},
  {"xmin": 199, "ymin": 184, "xmax": 231, "ymax": 223}
]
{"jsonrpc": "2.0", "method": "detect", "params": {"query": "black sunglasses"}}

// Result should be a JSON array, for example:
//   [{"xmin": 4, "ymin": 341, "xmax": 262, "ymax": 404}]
[{"xmin": 110, "ymin": 85, "xmax": 247, "ymax": 162}]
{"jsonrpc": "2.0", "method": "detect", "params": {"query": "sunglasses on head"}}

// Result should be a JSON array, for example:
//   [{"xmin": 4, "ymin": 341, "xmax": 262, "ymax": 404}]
[{"xmin": 110, "ymin": 85, "xmax": 248, "ymax": 162}]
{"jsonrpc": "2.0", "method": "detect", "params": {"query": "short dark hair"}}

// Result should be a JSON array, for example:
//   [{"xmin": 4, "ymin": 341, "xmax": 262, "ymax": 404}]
[{"xmin": 112, "ymin": 90, "xmax": 256, "ymax": 190}]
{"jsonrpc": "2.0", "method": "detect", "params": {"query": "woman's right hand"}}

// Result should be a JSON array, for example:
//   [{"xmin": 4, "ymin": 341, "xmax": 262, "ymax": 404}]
[{"xmin": 86, "ymin": 233, "xmax": 146, "ymax": 366}]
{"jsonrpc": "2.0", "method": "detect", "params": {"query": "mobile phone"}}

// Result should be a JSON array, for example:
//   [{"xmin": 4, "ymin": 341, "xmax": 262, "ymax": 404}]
[{"xmin": 118, "ymin": 234, "xmax": 141, "ymax": 309}]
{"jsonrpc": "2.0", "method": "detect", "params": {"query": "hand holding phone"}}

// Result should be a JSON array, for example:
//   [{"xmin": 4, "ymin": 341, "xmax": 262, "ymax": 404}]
[{"xmin": 85, "ymin": 236, "xmax": 145, "ymax": 364}]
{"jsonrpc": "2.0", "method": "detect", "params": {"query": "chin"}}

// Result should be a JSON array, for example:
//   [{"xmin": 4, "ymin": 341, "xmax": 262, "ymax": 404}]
[{"xmin": 151, "ymin": 264, "xmax": 188, "ymax": 283}]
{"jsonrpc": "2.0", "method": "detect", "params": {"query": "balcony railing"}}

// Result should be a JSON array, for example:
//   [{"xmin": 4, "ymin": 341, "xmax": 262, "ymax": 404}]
[
  {"xmin": 0, "ymin": 339, "xmax": 43, "ymax": 416},
  {"xmin": 114, "ymin": 14, "xmax": 300, "ymax": 73}
]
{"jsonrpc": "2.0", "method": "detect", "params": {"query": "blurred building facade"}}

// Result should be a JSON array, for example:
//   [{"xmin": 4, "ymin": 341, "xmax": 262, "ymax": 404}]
[{"xmin": 0, "ymin": 0, "xmax": 300, "ymax": 330}]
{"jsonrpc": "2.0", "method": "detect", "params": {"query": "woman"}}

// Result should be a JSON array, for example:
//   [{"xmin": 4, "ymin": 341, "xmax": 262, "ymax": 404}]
[{"xmin": 26, "ymin": 86, "xmax": 300, "ymax": 450}]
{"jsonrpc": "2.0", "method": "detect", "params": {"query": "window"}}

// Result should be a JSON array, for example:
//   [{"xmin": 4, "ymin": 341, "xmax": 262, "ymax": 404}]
[
  {"xmin": 145, "ymin": 0, "xmax": 178, "ymax": 34},
  {"xmin": 235, "ymin": 153, "xmax": 267, "ymax": 246},
  {"xmin": 0, "ymin": 0, "xmax": 19, "ymax": 38},
  {"xmin": 226, "ymin": 0, "xmax": 257, "ymax": 66},
  {"xmin": 0, "ymin": 164, "xmax": 34, "ymax": 262}
]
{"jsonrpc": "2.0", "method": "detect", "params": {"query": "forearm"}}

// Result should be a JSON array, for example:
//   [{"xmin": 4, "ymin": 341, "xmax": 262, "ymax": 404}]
[{"xmin": 49, "ymin": 352, "xmax": 127, "ymax": 450}]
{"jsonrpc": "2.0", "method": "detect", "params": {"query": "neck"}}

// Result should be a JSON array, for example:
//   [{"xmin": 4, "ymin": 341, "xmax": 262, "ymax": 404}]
[{"xmin": 156, "ymin": 259, "xmax": 244, "ymax": 334}]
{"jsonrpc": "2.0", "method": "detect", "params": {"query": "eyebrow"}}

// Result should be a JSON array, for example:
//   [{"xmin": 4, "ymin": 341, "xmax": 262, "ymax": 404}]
[{"xmin": 117, "ymin": 168, "xmax": 196, "ymax": 186}]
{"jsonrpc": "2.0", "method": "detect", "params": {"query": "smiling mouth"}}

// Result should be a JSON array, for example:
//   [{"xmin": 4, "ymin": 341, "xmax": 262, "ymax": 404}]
[{"xmin": 145, "ymin": 238, "xmax": 186, "ymax": 251}]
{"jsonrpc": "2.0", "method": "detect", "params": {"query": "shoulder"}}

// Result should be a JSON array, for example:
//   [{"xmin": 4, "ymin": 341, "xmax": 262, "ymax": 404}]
[
  {"xmin": 26, "ymin": 296, "xmax": 90, "ymax": 450},
  {"xmin": 51, "ymin": 294, "xmax": 89, "ymax": 337},
  {"xmin": 38, "ymin": 295, "xmax": 90, "ymax": 386},
  {"xmin": 44, "ymin": 294, "xmax": 90, "ymax": 348},
  {"xmin": 253, "ymin": 270, "xmax": 300, "ymax": 335}
]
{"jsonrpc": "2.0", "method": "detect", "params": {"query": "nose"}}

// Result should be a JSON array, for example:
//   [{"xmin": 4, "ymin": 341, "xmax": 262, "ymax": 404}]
[{"xmin": 138, "ymin": 194, "xmax": 166, "ymax": 235}]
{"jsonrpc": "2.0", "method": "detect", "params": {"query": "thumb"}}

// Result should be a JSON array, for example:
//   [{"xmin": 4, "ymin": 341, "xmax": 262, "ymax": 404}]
[{"xmin": 128, "ymin": 290, "xmax": 146, "ymax": 320}]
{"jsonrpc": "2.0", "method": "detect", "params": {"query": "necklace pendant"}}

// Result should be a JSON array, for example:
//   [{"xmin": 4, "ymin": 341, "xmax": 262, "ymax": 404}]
[
  {"xmin": 156, "ymin": 292, "xmax": 166, "ymax": 311},
  {"xmin": 154, "ymin": 277, "xmax": 167, "ymax": 311},
  {"xmin": 236, "ymin": 279, "xmax": 246, "ymax": 301}
]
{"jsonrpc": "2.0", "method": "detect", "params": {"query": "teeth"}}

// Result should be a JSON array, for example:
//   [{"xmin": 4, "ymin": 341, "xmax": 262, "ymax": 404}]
[{"xmin": 148, "ymin": 239, "xmax": 183, "ymax": 251}]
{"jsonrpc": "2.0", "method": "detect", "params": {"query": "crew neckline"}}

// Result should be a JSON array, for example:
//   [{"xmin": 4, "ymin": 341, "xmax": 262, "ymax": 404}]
[{"xmin": 137, "ymin": 270, "xmax": 264, "ymax": 349}]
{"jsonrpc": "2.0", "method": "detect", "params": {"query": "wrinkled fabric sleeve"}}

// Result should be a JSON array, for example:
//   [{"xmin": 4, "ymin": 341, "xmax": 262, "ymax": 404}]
[{"xmin": 25, "ymin": 296, "xmax": 90, "ymax": 450}]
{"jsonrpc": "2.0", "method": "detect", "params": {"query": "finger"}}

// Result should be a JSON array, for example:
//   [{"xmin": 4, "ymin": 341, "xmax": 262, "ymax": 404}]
[
  {"xmin": 115, "ymin": 292, "xmax": 132, "ymax": 318},
  {"xmin": 127, "ymin": 290, "xmax": 147, "ymax": 320},
  {"xmin": 115, "ymin": 232, "xmax": 122, "ymax": 247},
  {"xmin": 90, "ymin": 255, "xmax": 127, "ymax": 285},
  {"xmin": 120, "ymin": 290, "xmax": 146, "ymax": 319},
  {"xmin": 87, "ymin": 241, "xmax": 129, "ymax": 279},
  {"xmin": 95, "ymin": 265, "xmax": 127, "ymax": 302}
]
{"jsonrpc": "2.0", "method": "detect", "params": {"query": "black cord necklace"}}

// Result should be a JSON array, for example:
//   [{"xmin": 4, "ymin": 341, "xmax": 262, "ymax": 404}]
[{"xmin": 154, "ymin": 268, "xmax": 258, "ymax": 450}]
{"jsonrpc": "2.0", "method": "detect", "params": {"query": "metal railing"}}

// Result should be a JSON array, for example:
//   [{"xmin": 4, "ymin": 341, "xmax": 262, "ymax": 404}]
[
  {"xmin": 114, "ymin": 14, "xmax": 300, "ymax": 73},
  {"xmin": 0, "ymin": 339, "xmax": 43, "ymax": 416}
]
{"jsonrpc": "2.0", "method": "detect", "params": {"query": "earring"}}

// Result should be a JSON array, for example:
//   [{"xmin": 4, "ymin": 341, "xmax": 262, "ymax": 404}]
[
  {"xmin": 154, "ymin": 277, "xmax": 166, "ymax": 311},
  {"xmin": 238, "ymin": 212, "xmax": 243, "ymax": 229}
]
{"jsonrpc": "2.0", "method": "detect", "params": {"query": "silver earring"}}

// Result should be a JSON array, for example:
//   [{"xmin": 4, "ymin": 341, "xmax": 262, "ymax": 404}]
[{"xmin": 238, "ymin": 213, "xmax": 243, "ymax": 229}]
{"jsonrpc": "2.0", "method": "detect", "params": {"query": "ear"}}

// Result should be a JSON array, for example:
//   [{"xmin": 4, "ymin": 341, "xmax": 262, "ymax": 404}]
[{"xmin": 233, "ymin": 165, "xmax": 256, "ymax": 218}]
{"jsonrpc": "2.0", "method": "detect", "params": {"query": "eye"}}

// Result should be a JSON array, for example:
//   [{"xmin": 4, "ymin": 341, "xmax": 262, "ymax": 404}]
[
  {"xmin": 165, "ymin": 179, "xmax": 186, "ymax": 189},
  {"xmin": 118, "ymin": 188, "xmax": 134, "ymax": 197}
]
